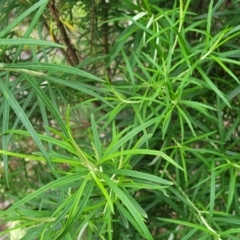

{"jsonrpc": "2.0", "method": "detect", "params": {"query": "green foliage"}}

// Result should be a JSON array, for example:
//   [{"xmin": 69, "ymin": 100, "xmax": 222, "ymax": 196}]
[{"xmin": 1, "ymin": 0, "xmax": 240, "ymax": 239}]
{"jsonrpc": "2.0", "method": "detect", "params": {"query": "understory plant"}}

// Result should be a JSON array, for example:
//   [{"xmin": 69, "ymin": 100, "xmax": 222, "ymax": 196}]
[{"xmin": 1, "ymin": 0, "xmax": 240, "ymax": 239}]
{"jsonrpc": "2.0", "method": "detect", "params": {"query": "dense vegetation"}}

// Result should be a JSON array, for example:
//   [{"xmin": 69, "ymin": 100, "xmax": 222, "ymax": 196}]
[{"xmin": 1, "ymin": 0, "xmax": 240, "ymax": 239}]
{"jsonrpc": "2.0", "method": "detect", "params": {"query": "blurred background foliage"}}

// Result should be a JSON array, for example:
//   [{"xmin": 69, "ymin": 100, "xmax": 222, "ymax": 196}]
[{"xmin": 1, "ymin": 0, "xmax": 240, "ymax": 239}]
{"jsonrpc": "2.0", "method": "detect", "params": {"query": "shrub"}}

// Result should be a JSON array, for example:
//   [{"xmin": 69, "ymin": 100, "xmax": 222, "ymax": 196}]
[{"xmin": 1, "ymin": 0, "xmax": 240, "ymax": 239}]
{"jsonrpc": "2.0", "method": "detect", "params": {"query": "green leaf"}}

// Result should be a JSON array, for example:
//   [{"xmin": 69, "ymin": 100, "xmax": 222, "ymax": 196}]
[
  {"xmin": 90, "ymin": 170, "xmax": 114, "ymax": 213},
  {"xmin": 98, "ymin": 172, "xmax": 153, "ymax": 240},
  {"xmin": 5, "ymin": 172, "xmax": 88, "ymax": 211},
  {"xmin": 0, "ymin": 80, "xmax": 53, "ymax": 169},
  {"xmin": 0, "ymin": 0, "xmax": 49, "ymax": 38},
  {"xmin": 0, "ymin": 38, "xmax": 64, "ymax": 48},
  {"xmin": 197, "ymin": 67, "xmax": 230, "ymax": 107},
  {"xmin": 1, "ymin": 62, "xmax": 103, "ymax": 82},
  {"xmin": 105, "ymin": 169, "xmax": 172, "ymax": 185},
  {"xmin": 158, "ymin": 218, "xmax": 221, "ymax": 238},
  {"xmin": 22, "ymin": 73, "xmax": 68, "ymax": 137},
  {"xmin": 91, "ymin": 114, "xmax": 102, "ymax": 159},
  {"xmin": 55, "ymin": 177, "xmax": 94, "ymax": 240}
]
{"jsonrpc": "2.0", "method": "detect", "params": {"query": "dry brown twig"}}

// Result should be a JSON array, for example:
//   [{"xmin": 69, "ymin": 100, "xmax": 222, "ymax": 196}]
[{"xmin": 48, "ymin": 0, "xmax": 80, "ymax": 66}]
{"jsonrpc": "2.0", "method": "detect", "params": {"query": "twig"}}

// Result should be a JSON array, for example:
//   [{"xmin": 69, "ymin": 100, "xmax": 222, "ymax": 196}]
[
  {"xmin": 48, "ymin": 0, "xmax": 79, "ymax": 66},
  {"xmin": 101, "ymin": 0, "xmax": 112, "ymax": 80}
]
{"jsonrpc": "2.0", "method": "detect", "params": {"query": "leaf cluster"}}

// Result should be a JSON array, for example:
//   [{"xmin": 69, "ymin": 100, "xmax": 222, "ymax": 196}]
[{"xmin": 1, "ymin": 0, "xmax": 240, "ymax": 239}]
